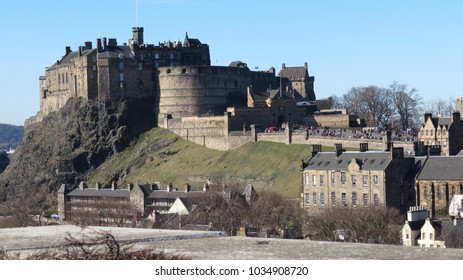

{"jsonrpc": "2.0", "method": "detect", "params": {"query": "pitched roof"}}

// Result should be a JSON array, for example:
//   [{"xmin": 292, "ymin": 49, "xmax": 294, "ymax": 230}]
[
  {"xmin": 278, "ymin": 66, "xmax": 307, "ymax": 80},
  {"xmin": 407, "ymin": 220, "xmax": 426, "ymax": 231},
  {"xmin": 417, "ymin": 156, "xmax": 463, "ymax": 180},
  {"xmin": 67, "ymin": 188, "xmax": 130, "ymax": 198},
  {"xmin": 148, "ymin": 190, "xmax": 207, "ymax": 199},
  {"xmin": 304, "ymin": 151, "xmax": 392, "ymax": 171}
]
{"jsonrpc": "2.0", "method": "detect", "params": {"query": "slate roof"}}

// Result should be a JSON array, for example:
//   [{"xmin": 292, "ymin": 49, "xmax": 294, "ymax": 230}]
[
  {"xmin": 417, "ymin": 156, "xmax": 463, "ymax": 180},
  {"xmin": 278, "ymin": 66, "xmax": 307, "ymax": 80},
  {"xmin": 67, "ymin": 188, "xmax": 130, "ymax": 198},
  {"xmin": 148, "ymin": 190, "xmax": 206, "ymax": 200},
  {"xmin": 229, "ymin": 61, "xmax": 249, "ymax": 69},
  {"xmin": 304, "ymin": 151, "xmax": 392, "ymax": 171},
  {"xmin": 96, "ymin": 45, "xmax": 134, "ymax": 59},
  {"xmin": 407, "ymin": 220, "xmax": 426, "ymax": 231}
]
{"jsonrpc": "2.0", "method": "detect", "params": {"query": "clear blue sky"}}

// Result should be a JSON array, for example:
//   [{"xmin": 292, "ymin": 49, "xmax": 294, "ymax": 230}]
[{"xmin": 0, "ymin": 0, "xmax": 462, "ymax": 125}]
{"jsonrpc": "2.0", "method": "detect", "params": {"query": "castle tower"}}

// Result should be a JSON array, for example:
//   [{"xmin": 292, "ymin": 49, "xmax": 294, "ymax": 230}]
[{"xmin": 132, "ymin": 27, "xmax": 144, "ymax": 45}]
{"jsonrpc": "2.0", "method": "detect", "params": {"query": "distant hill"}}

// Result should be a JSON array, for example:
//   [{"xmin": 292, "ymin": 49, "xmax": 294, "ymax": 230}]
[{"xmin": 0, "ymin": 123, "xmax": 23, "ymax": 151}]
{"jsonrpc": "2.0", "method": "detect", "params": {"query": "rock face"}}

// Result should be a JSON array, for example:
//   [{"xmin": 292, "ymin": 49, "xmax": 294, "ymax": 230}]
[
  {"xmin": 0, "ymin": 151, "xmax": 9, "ymax": 173},
  {"xmin": 0, "ymin": 97, "xmax": 155, "ymax": 201}
]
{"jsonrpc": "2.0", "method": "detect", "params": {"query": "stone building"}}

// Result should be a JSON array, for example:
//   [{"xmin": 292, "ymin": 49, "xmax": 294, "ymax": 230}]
[
  {"xmin": 33, "ymin": 27, "xmax": 210, "ymax": 124},
  {"xmin": 417, "ymin": 111, "xmax": 463, "ymax": 156},
  {"xmin": 278, "ymin": 63, "xmax": 315, "ymax": 101},
  {"xmin": 57, "ymin": 181, "xmax": 155, "ymax": 223},
  {"xmin": 414, "ymin": 156, "xmax": 463, "ymax": 218},
  {"xmin": 301, "ymin": 143, "xmax": 415, "ymax": 214}
]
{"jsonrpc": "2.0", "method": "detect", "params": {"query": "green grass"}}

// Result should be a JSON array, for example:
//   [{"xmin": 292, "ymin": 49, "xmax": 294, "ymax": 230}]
[{"xmin": 89, "ymin": 127, "xmax": 336, "ymax": 198}]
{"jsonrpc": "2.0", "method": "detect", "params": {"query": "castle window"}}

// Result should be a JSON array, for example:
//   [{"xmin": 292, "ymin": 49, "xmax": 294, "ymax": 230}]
[
  {"xmin": 443, "ymin": 130, "xmax": 446, "ymax": 136},
  {"xmin": 374, "ymin": 194, "xmax": 379, "ymax": 206},
  {"xmin": 304, "ymin": 173, "xmax": 309, "ymax": 186},
  {"xmin": 452, "ymin": 186, "xmax": 456, "ymax": 196},
  {"xmin": 182, "ymin": 68, "xmax": 187, "ymax": 74},
  {"xmin": 154, "ymin": 52, "xmax": 159, "ymax": 59},
  {"xmin": 341, "ymin": 193, "xmax": 346, "ymax": 206},
  {"xmin": 166, "ymin": 69, "xmax": 171, "ymax": 74},
  {"xmin": 320, "ymin": 193, "xmax": 325, "ymax": 206},
  {"xmin": 169, "ymin": 52, "xmax": 174, "ymax": 59},
  {"xmin": 138, "ymin": 63, "xmax": 143, "ymax": 71},
  {"xmin": 313, "ymin": 192, "xmax": 317, "ymax": 205},
  {"xmin": 331, "ymin": 192, "xmax": 335, "ymax": 206},
  {"xmin": 305, "ymin": 193, "xmax": 309, "ymax": 206},
  {"xmin": 119, "ymin": 73, "xmax": 124, "ymax": 82},
  {"xmin": 330, "ymin": 172, "xmax": 335, "ymax": 185},
  {"xmin": 351, "ymin": 175, "xmax": 357, "ymax": 187},
  {"xmin": 373, "ymin": 175, "xmax": 379, "ymax": 187},
  {"xmin": 352, "ymin": 192, "xmax": 357, "ymax": 207},
  {"xmin": 426, "ymin": 130, "xmax": 429, "ymax": 136},
  {"xmin": 119, "ymin": 61, "xmax": 124, "ymax": 71},
  {"xmin": 363, "ymin": 193, "xmax": 368, "ymax": 207},
  {"xmin": 362, "ymin": 175, "xmax": 368, "ymax": 187},
  {"xmin": 66, "ymin": 73, "xmax": 68, "ymax": 84},
  {"xmin": 430, "ymin": 130, "xmax": 434, "ymax": 136},
  {"xmin": 319, "ymin": 175, "xmax": 324, "ymax": 186},
  {"xmin": 312, "ymin": 175, "xmax": 317, "ymax": 186},
  {"xmin": 444, "ymin": 141, "xmax": 447, "ymax": 147}
]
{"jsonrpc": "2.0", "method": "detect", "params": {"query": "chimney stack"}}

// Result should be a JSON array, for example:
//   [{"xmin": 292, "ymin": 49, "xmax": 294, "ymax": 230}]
[
  {"xmin": 167, "ymin": 183, "xmax": 174, "ymax": 192},
  {"xmin": 184, "ymin": 183, "xmax": 191, "ymax": 193},
  {"xmin": 335, "ymin": 143, "xmax": 344, "ymax": 157},
  {"xmin": 282, "ymin": 63, "xmax": 286, "ymax": 69},
  {"xmin": 96, "ymin": 38, "xmax": 102, "ymax": 52},
  {"xmin": 111, "ymin": 181, "xmax": 117, "ymax": 190},
  {"xmin": 312, "ymin": 144, "xmax": 322, "ymax": 157},
  {"xmin": 127, "ymin": 183, "xmax": 134, "ymax": 191},
  {"xmin": 85, "ymin": 41, "xmax": 92, "ymax": 49},
  {"xmin": 95, "ymin": 182, "xmax": 101, "ymax": 190},
  {"xmin": 65, "ymin": 46, "xmax": 71, "ymax": 55},
  {"xmin": 360, "ymin": 143, "xmax": 368, "ymax": 152},
  {"xmin": 102, "ymin": 37, "xmax": 107, "ymax": 49},
  {"xmin": 203, "ymin": 183, "xmax": 210, "ymax": 192}
]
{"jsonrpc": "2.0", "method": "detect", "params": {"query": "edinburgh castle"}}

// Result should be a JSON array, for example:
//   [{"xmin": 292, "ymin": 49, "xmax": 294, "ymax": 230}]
[{"xmin": 28, "ymin": 26, "xmax": 317, "ymax": 150}]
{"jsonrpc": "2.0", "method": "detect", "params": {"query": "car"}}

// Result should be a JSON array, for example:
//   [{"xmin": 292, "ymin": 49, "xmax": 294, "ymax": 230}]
[{"xmin": 266, "ymin": 126, "xmax": 278, "ymax": 132}]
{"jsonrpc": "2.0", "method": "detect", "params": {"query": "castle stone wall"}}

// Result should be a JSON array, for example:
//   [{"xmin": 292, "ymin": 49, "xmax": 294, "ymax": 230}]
[
  {"xmin": 165, "ymin": 115, "xmax": 230, "ymax": 150},
  {"xmin": 157, "ymin": 66, "xmax": 253, "ymax": 121}
]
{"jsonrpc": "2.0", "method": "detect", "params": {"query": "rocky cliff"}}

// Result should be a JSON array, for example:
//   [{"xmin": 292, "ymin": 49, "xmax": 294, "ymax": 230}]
[{"xmin": 0, "ymin": 96, "xmax": 155, "ymax": 202}]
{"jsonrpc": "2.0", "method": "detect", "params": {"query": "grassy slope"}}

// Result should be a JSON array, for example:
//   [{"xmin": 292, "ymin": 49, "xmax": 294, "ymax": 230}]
[{"xmin": 89, "ymin": 128, "xmax": 336, "ymax": 198}]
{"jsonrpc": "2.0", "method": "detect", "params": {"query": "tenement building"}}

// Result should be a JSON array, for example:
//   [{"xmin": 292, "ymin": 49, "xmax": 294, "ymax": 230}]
[
  {"xmin": 301, "ymin": 143, "xmax": 414, "ymax": 214},
  {"xmin": 415, "ymin": 156, "xmax": 463, "ymax": 218},
  {"xmin": 417, "ymin": 111, "xmax": 463, "ymax": 156}
]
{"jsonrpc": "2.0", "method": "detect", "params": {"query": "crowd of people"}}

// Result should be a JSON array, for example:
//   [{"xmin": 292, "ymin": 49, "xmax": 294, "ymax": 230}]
[{"xmin": 272, "ymin": 124, "xmax": 418, "ymax": 142}]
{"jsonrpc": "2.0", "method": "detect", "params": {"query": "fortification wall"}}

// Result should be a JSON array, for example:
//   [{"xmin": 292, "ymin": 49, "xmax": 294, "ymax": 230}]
[
  {"xmin": 165, "ymin": 115, "xmax": 230, "ymax": 150},
  {"xmin": 313, "ymin": 114, "xmax": 351, "ymax": 128},
  {"xmin": 157, "ymin": 66, "xmax": 252, "ymax": 121}
]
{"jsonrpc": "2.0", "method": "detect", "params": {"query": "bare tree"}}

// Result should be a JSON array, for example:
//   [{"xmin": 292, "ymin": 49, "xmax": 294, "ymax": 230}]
[
  {"xmin": 423, "ymin": 98, "xmax": 455, "ymax": 117},
  {"xmin": 248, "ymin": 191, "xmax": 302, "ymax": 238},
  {"xmin": 342, "ymin": 86, "xmax": 394, "ymax": 128},
  {"xmin": 389, "ymin": 81, "xmax": 422, "ymax": 129},
  {"xmin": 304, "ymin": 206, "xmax": 403, "ymax": 245}
]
